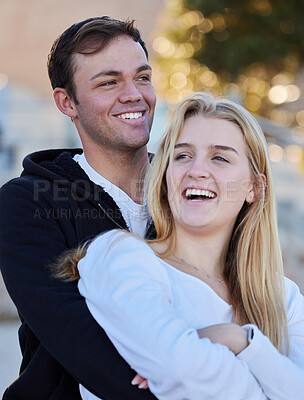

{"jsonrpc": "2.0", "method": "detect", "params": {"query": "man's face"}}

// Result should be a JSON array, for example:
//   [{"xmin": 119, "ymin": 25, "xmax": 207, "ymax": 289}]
[{"xmin": 71, "ymin": 35, "xmax": 156, "ymax": 153}]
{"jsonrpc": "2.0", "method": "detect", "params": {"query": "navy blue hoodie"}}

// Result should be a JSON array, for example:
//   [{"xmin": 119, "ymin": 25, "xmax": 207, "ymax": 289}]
[{"xmin": 0, "ymin": 149, "xmax": 156, "ymax": 400}]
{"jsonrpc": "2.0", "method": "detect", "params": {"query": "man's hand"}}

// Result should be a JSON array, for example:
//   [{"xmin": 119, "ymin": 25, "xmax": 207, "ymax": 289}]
[{"xmin": 131, "ymin": 373, "xmax": 149, "ymax": 389}]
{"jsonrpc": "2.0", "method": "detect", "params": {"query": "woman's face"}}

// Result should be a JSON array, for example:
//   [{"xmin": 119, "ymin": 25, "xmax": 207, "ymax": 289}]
[{"xmin": 165, "ymin": 115, "xmax": 255, "ymax": 237}]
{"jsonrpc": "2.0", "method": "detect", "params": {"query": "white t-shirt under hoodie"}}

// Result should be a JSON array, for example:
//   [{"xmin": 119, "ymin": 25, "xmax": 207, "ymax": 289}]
[
  {"xmin": 74, "ymin": 153, "xmax": 150, "ymax": 238},
  {"xmin": 78, "ymin": 230, "xmax": 304, "ymax": 400}
]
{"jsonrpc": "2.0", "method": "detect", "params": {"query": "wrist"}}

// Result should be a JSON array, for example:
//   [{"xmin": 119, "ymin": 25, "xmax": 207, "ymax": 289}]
[
  {"xmin": 236, "ymin": 326, "xmax": 254, "ymax": 355},
  {"xmin": 247, "ymin": 327, "xmax": 254, "ymax": 346},
  {"xmin": 234, "ymin": 327, "xmax": 249, "ymax": 355}
]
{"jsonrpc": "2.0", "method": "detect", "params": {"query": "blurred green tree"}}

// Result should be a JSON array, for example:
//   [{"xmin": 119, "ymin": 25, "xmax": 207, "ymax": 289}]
[
  {"xmin": 152, "ymin": 0, "xmax": 304, "ymax": 133},
  {"xmin": 186, "ymin": 0, "xmax": 304, "ymax": 78}
]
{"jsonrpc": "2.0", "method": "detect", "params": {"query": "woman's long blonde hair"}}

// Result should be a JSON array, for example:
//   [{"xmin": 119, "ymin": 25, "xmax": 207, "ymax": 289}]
[{"xmin": 147, "ymin": 91, "xmax": 288, "ymax": 352}]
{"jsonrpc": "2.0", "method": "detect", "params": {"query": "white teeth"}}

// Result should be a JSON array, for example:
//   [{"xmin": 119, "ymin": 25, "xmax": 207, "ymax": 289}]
[
  {"xmin": 185, "ymin": 188, "xmax": 216, "ymax": 199},
  {"xmin": 117, "ymin": 112, "xmax": 143, "ymax": 120}
]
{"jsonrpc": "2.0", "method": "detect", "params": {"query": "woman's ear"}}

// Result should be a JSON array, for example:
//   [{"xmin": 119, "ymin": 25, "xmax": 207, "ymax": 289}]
[
  {"xmin": 246, "ymin": 174, "xmax": 266, "ymax": 204},
  {"xmin": 245, "ymin": 189, "xmax": 255, "ymax": 204},
  {"xmin": 53, "ymin": 88, "xmax": 78, "ymax": 119}
]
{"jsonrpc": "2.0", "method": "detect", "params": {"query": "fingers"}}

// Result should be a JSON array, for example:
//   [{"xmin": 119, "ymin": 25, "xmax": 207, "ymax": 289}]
[
  {"xmin": 139, "ymin": 380, "xmax": 149, "ymax": 389},
  {"xmin": 131, "ymin": 374, "xmax": 143, "ymax": 385},
  {"xmin": 131, "ymin": 373, "xmax": 149, "ymax": 389}
]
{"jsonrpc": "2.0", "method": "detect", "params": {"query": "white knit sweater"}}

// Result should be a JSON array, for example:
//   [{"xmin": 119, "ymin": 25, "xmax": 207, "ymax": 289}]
[{"xmin": 78, "ymin": 230, "xmax": 304, "ymax": 400}]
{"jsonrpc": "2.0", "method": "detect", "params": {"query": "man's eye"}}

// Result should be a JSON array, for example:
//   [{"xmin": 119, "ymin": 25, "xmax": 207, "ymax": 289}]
[
  {"xmin": 138, "ymin": 75, "xmax": 150, "ymax": 82},
  {"xmin": 100, "ymin": 81, "xmax": 116, "ymax": 87}
]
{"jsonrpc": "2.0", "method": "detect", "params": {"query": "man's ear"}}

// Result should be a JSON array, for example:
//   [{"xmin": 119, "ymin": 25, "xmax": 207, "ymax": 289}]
[
  {"xmin": 53, "ymin": 88, "xmax": 78, "ymax": 119},
  {"xmin": 246, "ymin": 174, "xmax": 266, "ymax": 204}
]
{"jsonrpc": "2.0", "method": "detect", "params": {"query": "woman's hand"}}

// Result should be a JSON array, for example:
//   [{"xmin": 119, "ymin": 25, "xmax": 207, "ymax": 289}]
[
  {"xmin": 131, "ymin": 373, "xmax": 149, "ymax": 389},
  {"xmin": 197, "ymin": 323, "xmax": 249, "ymax": 355}
]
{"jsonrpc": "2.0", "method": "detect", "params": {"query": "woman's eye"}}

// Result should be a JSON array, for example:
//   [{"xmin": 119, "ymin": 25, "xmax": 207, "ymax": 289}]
[
  {"xmin": 175, "ymin": 153, "xmax": 190, "ymax": 161},
  {"xmin": 214, "ymin": 156, "xmax": 229, "ymax": 163}
]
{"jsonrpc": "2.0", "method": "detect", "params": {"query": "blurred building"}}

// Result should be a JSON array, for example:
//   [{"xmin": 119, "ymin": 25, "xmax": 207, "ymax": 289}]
[
  {"xmin": 0, "ymin": 0, "xmax": 165, "ymax": 97},
  {"xmin": 0, "ymin": 83, "xmax": 79, "ymax": 185}
]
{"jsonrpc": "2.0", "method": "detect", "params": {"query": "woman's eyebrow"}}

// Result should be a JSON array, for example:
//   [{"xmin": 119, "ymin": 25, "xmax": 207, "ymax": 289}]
[
  {"xmin": 210, "ymin": 144, "xmax": 239, "ymax": 155},
  {"xmin": 174, "ymin": 143, "xmax": 238, "ymax": 154},
  {"xmin": 174, "ymin": 143, "xmax": 192, "ymax": 149}
]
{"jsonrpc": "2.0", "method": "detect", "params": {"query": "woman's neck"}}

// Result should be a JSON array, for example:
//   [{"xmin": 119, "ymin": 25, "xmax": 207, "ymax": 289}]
[
  {"xmin": 170, "ymin": 227, "xmax": 232, "ymax": 280},
  {"xmin": 149, "ymin": 228, "xmax": 232, "ymax": 304}
]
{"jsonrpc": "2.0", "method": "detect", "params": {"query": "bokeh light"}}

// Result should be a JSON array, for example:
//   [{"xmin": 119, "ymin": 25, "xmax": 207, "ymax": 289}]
[
  {"xmin": 268, "ymin": 144, "xmax": 284, "ymax": 163},
  {"xmin": 296, "ymin": 110, "xmax": 304, "ymax": 127},
  {"xmin": 268, "ymin": 85, "xmax": 288, "ymax": 104},
  {"xmin": 0, "ymin": 73, "xmax": 8, "ymax": 90},
  {"xmin": 286, "ymin": 145, "xmax": 303, "ymax": 163},
  {"xmin": 270, "ymin": 110, "xmax": 294, "ymax": 127},
  {"xmin": 170, "ymin": 72, "xmax": 187, "ymax": 89},
  {"xmin": 286, "ymin": 85, "xmax": 300, "ymax": 102}
]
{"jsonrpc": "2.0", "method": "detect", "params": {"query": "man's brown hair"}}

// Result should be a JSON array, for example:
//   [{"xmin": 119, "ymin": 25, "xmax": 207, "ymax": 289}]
[{"xmin": 47, "ymin": 16, "xmax": 148, "ymax": 103}]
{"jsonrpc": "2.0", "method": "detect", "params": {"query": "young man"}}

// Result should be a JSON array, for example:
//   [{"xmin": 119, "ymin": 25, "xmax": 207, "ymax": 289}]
[{"xmin": 0, "ymin": 17, "xmax": 157, "ymax": 400}]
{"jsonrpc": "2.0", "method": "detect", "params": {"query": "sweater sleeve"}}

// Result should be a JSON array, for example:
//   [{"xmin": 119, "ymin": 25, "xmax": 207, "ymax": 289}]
[
  {"xmin": 78, "ymin": 231, "xmax": 267, "ymax": 400},
  {"xmin": 237, "ymin": 278, "xmax": 304, "ymax": 400},
  {"xmin": 0, "ymin": 179, "xmax": 156, "ymax": 400}
]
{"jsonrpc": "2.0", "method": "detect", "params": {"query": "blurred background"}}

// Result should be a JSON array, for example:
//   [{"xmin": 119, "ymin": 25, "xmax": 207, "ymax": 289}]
[{"xmin": 1, "ymin": 0, "xmax": 303, "ymax": 394}]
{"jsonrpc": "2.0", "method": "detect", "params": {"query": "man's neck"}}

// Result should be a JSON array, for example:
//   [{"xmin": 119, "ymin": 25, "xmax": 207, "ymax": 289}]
[{"xmin": 83, "ymin": 146, "xmax": 149, "ymax": 204}]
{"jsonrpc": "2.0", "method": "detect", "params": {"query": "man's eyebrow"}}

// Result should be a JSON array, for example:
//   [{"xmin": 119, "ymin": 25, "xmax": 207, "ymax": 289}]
[
  {"xmin": 90, "ymin": 64, "xmax": 152, "ymax": 81},
  {"xmin": 136, "ymin": 64, "xmax": 152, "ymax": 73},
  {"xmin": 90, "ymin": 70, "xmax": 121, "ymax": 81}
]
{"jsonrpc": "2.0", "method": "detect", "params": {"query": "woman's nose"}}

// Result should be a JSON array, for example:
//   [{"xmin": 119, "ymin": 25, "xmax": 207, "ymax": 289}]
[{"xmin": 187, "ymin": 158, "xmax": 210, "ymax": 179}]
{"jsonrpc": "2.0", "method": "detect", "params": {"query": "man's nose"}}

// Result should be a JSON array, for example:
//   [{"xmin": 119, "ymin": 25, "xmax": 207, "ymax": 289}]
[{"xmin": 119, "ymin": 82, "xmax": 143, "ymax": 103}]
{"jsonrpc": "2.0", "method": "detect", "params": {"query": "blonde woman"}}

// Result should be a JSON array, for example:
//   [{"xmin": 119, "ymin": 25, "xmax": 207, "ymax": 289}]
[{"xmin": 58, "ymin": 92, "xmax": 304, "ymax": 400}]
